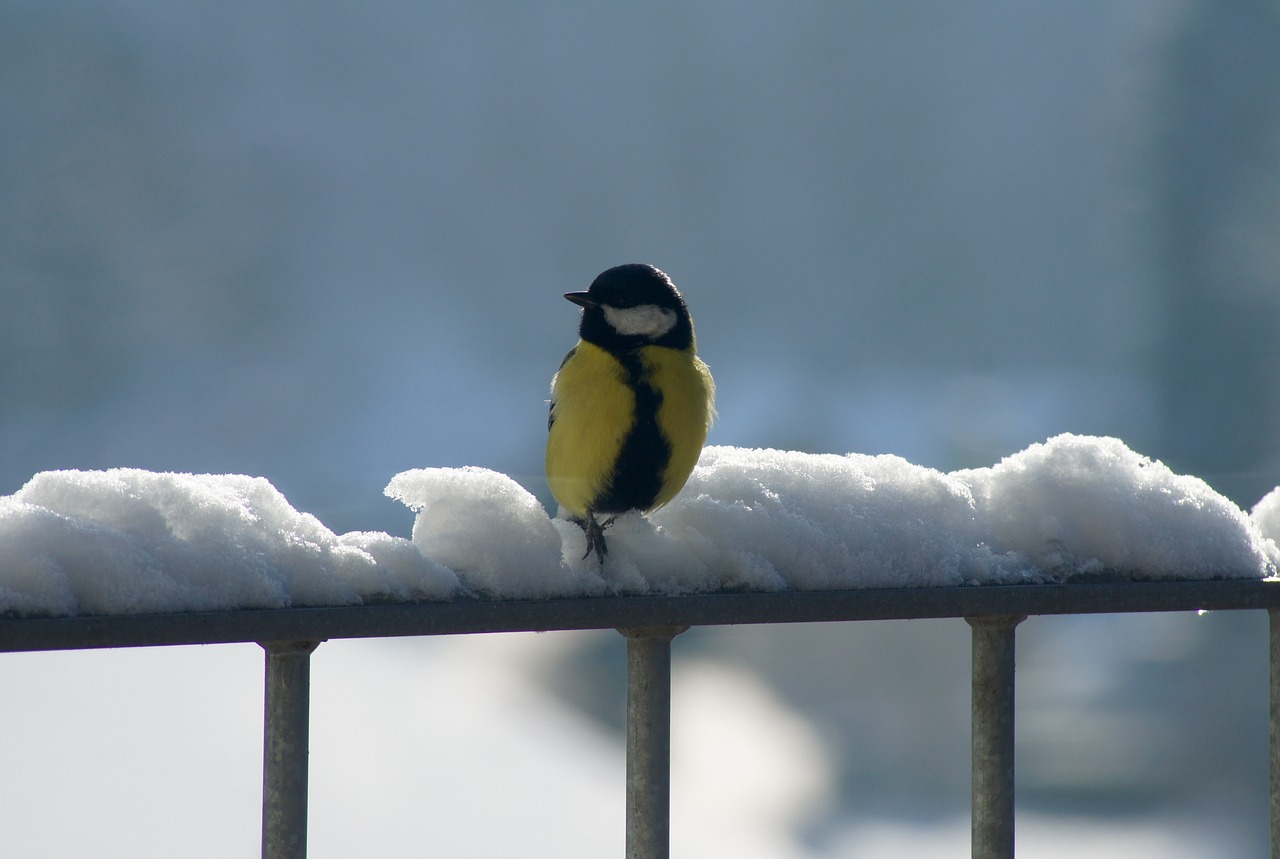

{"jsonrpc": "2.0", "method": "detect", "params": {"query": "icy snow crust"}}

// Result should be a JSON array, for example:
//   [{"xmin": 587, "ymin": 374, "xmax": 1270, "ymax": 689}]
[{"xmin": 1, "ymin": 435, "xmax": 1277, "ymax": 616}]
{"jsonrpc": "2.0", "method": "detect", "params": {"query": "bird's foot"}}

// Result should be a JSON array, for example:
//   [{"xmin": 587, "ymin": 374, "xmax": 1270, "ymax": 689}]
[{"xmin": 578, "ymin": 514, "xmax": 618, "ymax": 564}]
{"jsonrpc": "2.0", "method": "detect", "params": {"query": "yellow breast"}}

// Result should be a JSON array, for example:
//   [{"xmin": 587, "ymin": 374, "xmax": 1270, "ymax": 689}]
[
  {"xmin": 546, "ymin": 341, "xmax": 714, "ymax": 519},
  {"xmin": 546, "ymin": 342, "xmax": 635, "ymax": 519},
  {"xmin": 641, "ymin": 345, "xmax": 715, "ymax": 509}
]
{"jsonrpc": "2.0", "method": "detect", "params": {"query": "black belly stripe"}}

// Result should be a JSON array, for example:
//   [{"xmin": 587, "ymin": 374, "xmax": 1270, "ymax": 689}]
[{"xmin": 594, "ymin": 351, "xmax": 669, "ymax": 513}]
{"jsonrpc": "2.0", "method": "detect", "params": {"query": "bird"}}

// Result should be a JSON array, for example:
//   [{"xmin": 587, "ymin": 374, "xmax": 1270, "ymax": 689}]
[{"xmin": 546, "ymin": 263, "xmax": 716, "ymax": 563}]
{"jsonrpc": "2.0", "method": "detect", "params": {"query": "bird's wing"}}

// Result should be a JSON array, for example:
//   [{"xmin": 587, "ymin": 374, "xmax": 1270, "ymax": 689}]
[{"xmin": 548, "ymin": 345, "xmax": 577, "ymax": 432}]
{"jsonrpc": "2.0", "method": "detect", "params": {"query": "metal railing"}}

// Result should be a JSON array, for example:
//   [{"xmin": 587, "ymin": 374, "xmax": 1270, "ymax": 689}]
[{"xmin": 3, "ymin": 578, "xmax": 1280, "ymax": 858}]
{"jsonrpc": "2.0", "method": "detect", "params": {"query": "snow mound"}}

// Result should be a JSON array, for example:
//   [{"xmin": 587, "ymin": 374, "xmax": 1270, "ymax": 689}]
[
  {"xmin": 0, "ymin": 435, "xmax": 1275, "ymax": 616},
  {"xmin": 0, "ymin": 469, "xmax": 459, "ymax": 615},
  {"xmin": 1253, "ymin": 487, "xmax": 1280, "ymax": 548},
  {"xmin": 960, "ymin": 434, "xmax": 1278, "ymax": 580},
  {"xmin": 649, "ymin": 434, "xmax": 1277, "ymax": 591},
  {"xmin": 649, "ymin": 447, "xmax": 1013, "ymax": 591},
  {"xmin": 385, "ymin": 466, "xmax": 599, "ymax": 599}
]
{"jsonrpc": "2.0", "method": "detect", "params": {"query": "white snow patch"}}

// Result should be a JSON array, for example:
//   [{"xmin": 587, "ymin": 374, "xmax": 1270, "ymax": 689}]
[
  {"xmin": 1253, "ymin": 486, "xmax": 1280, "ymax": 551},
  {"xmin": 957, "ymin": 434, "xmax": 1280, "ymax": 580},
  {"xmin": 0, "ymin": 436, "xmax": 1275, "ymax": 616},
  {"xmin": 385, "ymin": 466, "xmax": 601, "ymax": 599},
  {"xmin": 652, "ymin": 446, "xmax": 1015, "ymax": 590},
  {"xmin": 648, "ymin": 434, "xmax": 1277, "ymax": 591},
  {"xmin": 0, "ymin": 469, "xmax": 458, "ymax": 615}
]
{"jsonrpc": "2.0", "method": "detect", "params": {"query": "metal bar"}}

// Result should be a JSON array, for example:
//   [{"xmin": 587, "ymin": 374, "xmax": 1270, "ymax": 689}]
[
  {"xmin": 261, "ymin": 640, "xmax": 321, "ymax": 859},
  {"xmin": 968, "ymin": 615, "xmax": 1024, "ymax": 859},
  {"xmin": 621, "ymin": 627, "xmax": 685, "ymax": 859},
  {"xmin": 1, "ymin": 579, "xmax": 1276, "ymax": 654},
  {"xmin": 1271, "ymin": 609, "xmax": 1280, "ymax": 859}
]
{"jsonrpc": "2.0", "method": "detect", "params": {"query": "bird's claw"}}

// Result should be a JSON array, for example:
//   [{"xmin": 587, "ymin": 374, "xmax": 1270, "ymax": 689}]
[{"xmin": 578, "ymin": 514, "xmax": 618, "ymax": 564}]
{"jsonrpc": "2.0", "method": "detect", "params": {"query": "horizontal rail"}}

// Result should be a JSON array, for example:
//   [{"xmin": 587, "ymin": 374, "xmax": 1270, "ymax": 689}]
[
  {"xmin": 4, "ymin": 576, "xmax": 1278, "ymax": 858},
  {"xmin": 0, "ymin": 577, "xmax": 1275, "ymax": 653}
]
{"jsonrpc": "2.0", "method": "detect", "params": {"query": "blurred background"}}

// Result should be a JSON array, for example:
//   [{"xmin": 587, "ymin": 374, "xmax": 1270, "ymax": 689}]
[{"xmin": 2, "ymin": 1, "xmax": 1279, "ymax": 855}]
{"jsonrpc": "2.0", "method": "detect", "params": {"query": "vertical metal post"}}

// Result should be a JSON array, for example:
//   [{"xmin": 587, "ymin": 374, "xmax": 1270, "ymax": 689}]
[
  {"xmin": 261, "ymin": 640, "xmax": 320, "ymax": 859},
  {"xmin": 620, "ymin": 626, "xmax": 685, "ymax": 859},
  {"xmin": 1270, "ymin": 609, "xmax": 1280, "ymax": 859},
  {"xmin": 968, "ymin": 615, "xmax": 1024, "ymax": 859}
]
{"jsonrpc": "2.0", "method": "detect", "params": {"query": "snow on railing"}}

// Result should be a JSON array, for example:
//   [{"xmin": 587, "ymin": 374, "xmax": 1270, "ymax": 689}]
[{"xmin": 3, "ymin": 434, "xmax": 1279, "ymax": 857}]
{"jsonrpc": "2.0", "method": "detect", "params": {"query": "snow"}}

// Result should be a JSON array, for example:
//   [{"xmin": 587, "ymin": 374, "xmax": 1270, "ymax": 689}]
[
  {"xmin": 385, "ymin": 466, "xmax": 593, "ymax": 599},
  {"xmin": 961, "ymin": 434, "xmax": 1278, "ymax": 580},
  {"xmin": 400, "ymin": 433, "xmax": 1277, "ymax": 597},
  {"xmin": 0, "ymin": 469, "xmax": 459, "ymax": 616},
  {"xmin": 0, "ymin": 435, "xmax": 1276, "ymax": 616},
  {"xmin": 1254, "ymin": 487, "xmax": 1280, "ymax": 546}
]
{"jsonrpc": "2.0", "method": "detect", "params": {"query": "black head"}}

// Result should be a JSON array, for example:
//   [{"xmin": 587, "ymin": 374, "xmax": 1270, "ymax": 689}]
[{"xmin": 564, "ymin": 264, "xmax": 694, "ymax": 352}]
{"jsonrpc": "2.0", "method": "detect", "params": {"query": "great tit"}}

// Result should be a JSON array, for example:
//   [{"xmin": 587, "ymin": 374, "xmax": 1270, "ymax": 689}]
[{"xmin": 546, "ymin": 264, "xmax": 716, "ymax": 563}]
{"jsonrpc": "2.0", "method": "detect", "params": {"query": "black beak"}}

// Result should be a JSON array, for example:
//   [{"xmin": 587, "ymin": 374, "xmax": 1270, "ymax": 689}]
[{"xmin": 564, "ymin": 291, "xmax": 595, "ymax": 308}]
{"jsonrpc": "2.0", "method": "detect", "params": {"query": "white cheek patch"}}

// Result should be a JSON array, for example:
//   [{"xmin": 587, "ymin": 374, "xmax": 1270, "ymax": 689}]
[{"xmin": 602, "ymin": 304, "xmax": 678, "ymax": 338}]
